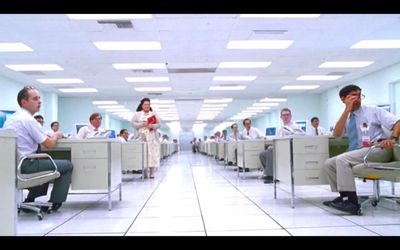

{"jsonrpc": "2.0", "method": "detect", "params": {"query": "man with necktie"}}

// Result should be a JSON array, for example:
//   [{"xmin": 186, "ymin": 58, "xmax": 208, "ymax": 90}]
[
  {"xmin": 323, "ymin": 84, "xmax": 400, "ymax": 215},
  {"xmin": 306, "ymin": 117, "xmax": 327, "ymax": 136}
]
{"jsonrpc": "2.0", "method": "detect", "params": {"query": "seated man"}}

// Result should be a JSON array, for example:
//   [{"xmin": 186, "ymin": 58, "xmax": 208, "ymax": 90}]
[
  {"xmin": 306, "ymin": 117, "xmax": 327, "ymax": 136},
  {"xmin": 77, "ymin": 112, "xmax": 106, "ymax": 139},
  {"xmin": 323, "ymin": 84, "xmax": 399, "ymax": 215},
  {"xmin": 5, "ymin": 86, "xmax": 73, "ymax": 212},
  {"xmin": 259, "ymin": 108, "xmax": 302, "ymax": 183}
]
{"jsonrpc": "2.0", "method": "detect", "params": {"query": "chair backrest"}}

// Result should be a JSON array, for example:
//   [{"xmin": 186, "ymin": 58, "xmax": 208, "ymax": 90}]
[{"xmin": 16, "ymin": 153, "xmax": 60, "ymax": 190}]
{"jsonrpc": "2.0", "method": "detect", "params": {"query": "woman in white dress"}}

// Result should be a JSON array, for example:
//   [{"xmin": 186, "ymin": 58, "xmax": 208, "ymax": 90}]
[{"xmin": 131, "ymin": 98, "xmax": 161, "ymax": 178}]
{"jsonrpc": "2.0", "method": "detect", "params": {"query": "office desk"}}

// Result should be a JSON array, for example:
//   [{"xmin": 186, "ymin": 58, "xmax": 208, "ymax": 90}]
[
  {"xmin": 0, "ymin": 129, "xmax": 17, "ymax": 235},
  {"xmin": 237, "ymin": 140, "xmax": 273, "ymax": 177},
  {"xmin": 122, "ymin": 142, "xmax": 147, "ymax": 179},
  {"xmin": 43, "ymin": 139, "xmax": 122, "ymax": 210},
  {"xmin": 224, "ymin": 141, "xmax": 238, "ymax": 167},
  {"xmin": 273, "ymin": 135, "xmax": 330, "ymax": 207}
]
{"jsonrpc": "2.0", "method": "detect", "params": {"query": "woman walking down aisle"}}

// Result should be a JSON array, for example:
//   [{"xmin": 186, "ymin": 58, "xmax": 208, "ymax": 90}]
[{"xmin": 131, "ymin": 98, "xmax": 161, "ymax": 179}]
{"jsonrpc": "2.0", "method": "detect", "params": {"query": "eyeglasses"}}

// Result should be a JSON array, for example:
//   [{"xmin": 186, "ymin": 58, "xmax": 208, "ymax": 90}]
[
  {"xmin": 349, "ymin": 93, "xmax": 365, "ymax": 100},
  {"xmin": 281, "ymin": 113, "xmax": 291, "ymax": 116}
]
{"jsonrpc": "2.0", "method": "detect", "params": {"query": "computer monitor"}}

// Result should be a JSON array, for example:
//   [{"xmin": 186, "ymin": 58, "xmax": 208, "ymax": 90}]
[
  {"xmin": 108, "ymin": 130, "xmax": 116, "ymax": 139},
  {"xmin": 377, "ymin": 104, "xmax": 391, "ymax": 113},
  {"xmin": 295, "ymin": 120, "xmax": 307, "ymax": 133},
  {"xmin": 0, "ymin": 110, "xmax": 15, "ymax": 128},
  {"xmin": 73, "ymin": 123, "xmax": 87, "ymax": 137},
  {"xmin": 265, "ymin": 127, "xmax": 277, "ymax": 136}
]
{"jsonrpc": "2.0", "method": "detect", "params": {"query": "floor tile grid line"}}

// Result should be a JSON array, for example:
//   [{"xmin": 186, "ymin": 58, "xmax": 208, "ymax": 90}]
[
  {"xmin": 210, "ymin": 164, "xmax": 293, "ymax": 236},
  {"xmin": 43, "ymin": 192, "xmax": 112, "ymax": 236},
  {"xmin": 189, "ymin": 159, "xmax": 215, "ymax": 236},
  {"xmin": 123, "ymin": 167, "xmax": 168, "ymax": 236}
]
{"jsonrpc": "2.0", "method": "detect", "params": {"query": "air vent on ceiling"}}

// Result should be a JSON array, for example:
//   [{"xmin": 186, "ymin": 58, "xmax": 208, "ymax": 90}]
[
  {"xmin": 97, "ymin": 20, "xmax": 133, "ymax": 29},
  {"xmin": 147, "ymin": 92, "xmax": 162, "ymax": 96},
  {"xmin": 20, "ymin": 71, "xmax": 46, "ymax": 75},
  {"xmin": 167, "ymin": 68, "xmax": 216, "ymax": 73},
  {"xmin": 253, "ymin": 30, "xmax": 288, "ymax": 35},
  {"xmin": 132, "ymin": 69, "xmax": 154, "ymax": 73},
  {"xmin": 327, "ymin": 72, "xmax": 348, "ymax": 76}
]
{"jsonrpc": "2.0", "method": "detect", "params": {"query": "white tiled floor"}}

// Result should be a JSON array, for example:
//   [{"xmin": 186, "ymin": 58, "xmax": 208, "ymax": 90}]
[{"xmin": 17, "ymin": 151, "xmax": 400, "ymax": 236}]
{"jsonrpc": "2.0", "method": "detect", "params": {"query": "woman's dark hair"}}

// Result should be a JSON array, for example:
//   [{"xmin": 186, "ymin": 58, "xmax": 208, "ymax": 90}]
[
  {"xmin": 136, "ymin": 97, "xmax": 153, "ymax": 112},
  {"xmin": 339, "ymin": 84, "xmax": 361, "ymax": 98}
]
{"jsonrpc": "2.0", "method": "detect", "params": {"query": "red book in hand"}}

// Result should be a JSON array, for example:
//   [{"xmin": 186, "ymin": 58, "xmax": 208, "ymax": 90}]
[{"xmin": 147, "ymin": 115, "xmax": 157, "ymax": 131}]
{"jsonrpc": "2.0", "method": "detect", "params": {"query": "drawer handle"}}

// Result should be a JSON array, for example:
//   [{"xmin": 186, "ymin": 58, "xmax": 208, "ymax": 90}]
[
  {"xmin": 304, "ymin": 145, "xmax": 317, "ymax": 151},
  {"xmin": 306, "ymin": 176, "xmax": 320, "ymax": 180},
  {"xmin": 82, "ymin": 150, "xmax": 96, "ymax": 154}
]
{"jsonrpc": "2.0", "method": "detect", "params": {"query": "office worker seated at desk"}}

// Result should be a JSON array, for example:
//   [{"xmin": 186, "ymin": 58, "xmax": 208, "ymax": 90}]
[
  {"xmin": 259, "ymin": 108, "xmax": 303, "ymax": 183},
  {"xmin": 118, "ymin": 128, "xmax": 129, "ymax": 143},
  {"xmin": 323, "ymin": 84, "xmax": 400, "ymax": 215},
  {"xmin": 241, "ymin": 118, "xmax": 265, "ymax": 140},
  {"xmin": 76, "ymin": 112, "xmax": 105, "ymax": 139},
  {"xmin": 131, "ymin": 97, "xmax": 161, "ymax": 179},
  {"xmin": 228, "ymin": 123, "xmax": 242, "ymax": 141},
  {"xmin": 5, "ymin": 86, "xmax": 73, "ymax": 212},
  {"xmin": 306, "ymin": 116, "xmax": 328, "ymax": 136}
]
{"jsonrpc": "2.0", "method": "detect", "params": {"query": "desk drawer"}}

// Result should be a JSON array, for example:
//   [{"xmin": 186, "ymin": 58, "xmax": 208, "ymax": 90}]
[
  {"xmin": 122, "ymin": 144, "xmax": 145, "ymax": 154},
  {"xmin": 71, "ymin": 158, "xmax": 108, "ymax": 190},
  {"xmin": 293, "ymin": 169, "xmax": 328, "ymax": 185},
  {"xmin": 293, "ymin": 138, "xmax": 328, "ymax": 154},
  {"xmin": 243, "ymin": 141, "xmax": 266, "ymax": 151},
  {"xmin": 72, "ymin": 143, "xmax": 108, "ymax": 159},
  {"xmin": 293, "ymin": 153, "xmax": 329, "ymax": 170}
]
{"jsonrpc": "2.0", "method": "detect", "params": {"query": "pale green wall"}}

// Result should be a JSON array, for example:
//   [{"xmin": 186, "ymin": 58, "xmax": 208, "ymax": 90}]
[{"xmin": 0, "ymin": 77, "xmax": 25, "ymax": 110}]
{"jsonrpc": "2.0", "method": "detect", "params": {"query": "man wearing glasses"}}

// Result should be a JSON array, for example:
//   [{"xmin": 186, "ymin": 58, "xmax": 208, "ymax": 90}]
[
  {"xmin": 77, "ymin": 112, "xmax": 106, "ymax": 139},
  {"xmin": 323, "ymin": 84, "xmax": 400, "ymax": 215}
]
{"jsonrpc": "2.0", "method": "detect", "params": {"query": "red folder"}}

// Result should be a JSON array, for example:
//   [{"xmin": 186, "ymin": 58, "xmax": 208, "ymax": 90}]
[{"xmin": 147, "ymin": 115, "xmax": 156, "ymax": 131}]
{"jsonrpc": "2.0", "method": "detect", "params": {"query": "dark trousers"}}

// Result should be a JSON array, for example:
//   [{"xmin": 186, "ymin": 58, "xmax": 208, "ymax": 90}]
[{"xmin": 21, "ymin": 158, "xmax": 73, "ymax": 203}]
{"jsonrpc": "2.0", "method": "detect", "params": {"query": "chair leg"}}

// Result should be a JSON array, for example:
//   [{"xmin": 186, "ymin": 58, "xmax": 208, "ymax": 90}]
[{"xmin": 360, "ymin": 179, "xmax": 400, "ymax": 208}]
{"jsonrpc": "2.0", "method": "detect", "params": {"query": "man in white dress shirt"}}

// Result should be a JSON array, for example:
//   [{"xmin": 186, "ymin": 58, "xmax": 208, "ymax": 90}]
[
  {"xmin": 260, "ymin": 108, "xmax": 302, "ymax": 183},
  {"xmin": 242, "ymin": 118, "xmax": 265, "ymax": 140},
  {"xmin": 118, "ymin": 129, "xmax": 129, "ymax": 143},
  {"xmin": 323, "ymin": 84, "xmax": 400, "ymax": 215},
  {"xmin": 306, "ymin": 117, "xmax": 327, "ymax": 136},
  {"xmin": 76, "ymin": 112, "xmax": 106, "ymax": 139}
]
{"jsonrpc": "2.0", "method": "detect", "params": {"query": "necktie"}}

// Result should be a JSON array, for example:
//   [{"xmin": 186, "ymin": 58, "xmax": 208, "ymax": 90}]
[
  {"xmin": 247, "ymin": 131, "xmax": 249, "ymax": 136},
  {"xmin": 315, "ymin": 128, "xmax": 318, "ymax": 135},
  {"xmin": 347, "ymin": 112, "xmax": 358, "ymax": 151},
  {"xmin": 36, "ymin": 144, "xmax": 41, "ymax": 153}
]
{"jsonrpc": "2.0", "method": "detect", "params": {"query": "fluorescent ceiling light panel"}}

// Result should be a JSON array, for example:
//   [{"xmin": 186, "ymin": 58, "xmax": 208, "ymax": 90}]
[
  {"xmin": 240, "ymin": 14, "xmax": 320, "ymax": 18},
  {"xmin": 202, "ymin": 104, "xmax": 228, "ymax": 107},
  {"xmin": 227, "ymin": 40, "xmax": 293, "ymax": 49},
  {"xmin": 253, "ymin": 103, "xmax": 279, "ymax": 106},
  {"xmin": 92, "ymin": 100, "xmax": 118, "ymax": 105},
  {"xmin": 248, "ymin": 107, "xmax": 271, "ymax": 110},
  {"xmin": 204, "ymin": 98, "xmax": 233, "ymax": 103},
  {"xmin": 260, "ymin": 98, "xmax": 287, "ymax": 102},
  {"xmin": 58, "ymin": 88, "xmax": 97, "ymax": 93},
  {"xmin": 319, "ymin": 61, "xmax": 374, "ymax": 68},
  {"xmin": 218, "ymin": 61, "xmax": 271, "ymax": 68},
  {"xmin": 125, "ymin": 76, "xmax": 169, "ymax": 82},
  {"xmin": 209, "ymin": 86, "xmax": 246, "ymax": 91},
  {"xmin": 151, "ymin": 99, "xmax": 175, "ymax": 104},
  {"xmin": 281, "ymin": 85, "xmax": 320, "ymax": 90},
  {"xmin": 36, "ymin": 78, "xmax": 84, "ymax": 84},
  {"xmin": 97, "ymin": 105, "xmax": 125, "ymax": 109},
  {"xmin": 213, "ymin": 76, "xmax": 257, "ymax": 81},
  {"xmin": 0, "ymin": 43, "xmax": 33, "ymax": 52},
  {"xmin": 112, "ymin": 63, "xmax": 166, "ymax": 70},
  {"xmin": 5, "ymin": 64, "xmax": 63, "ymax": 71},
  {"xmin": 297, "ymin": 75, "xmax": 342, "ymax": 80},
  {"xmin": 93, "ymin": 41, "xmax": 161, "ymax": 51},
  {"xmin": 67, "ymin": 14, "xmax": 152, "ymax": 20},
  {"xmin": 134, "ymin": 87, "xmax": 171, "ymax": 92},
  {"xmin": 351, "ymin": 40, "xmax": 400, "ymax": 49}
]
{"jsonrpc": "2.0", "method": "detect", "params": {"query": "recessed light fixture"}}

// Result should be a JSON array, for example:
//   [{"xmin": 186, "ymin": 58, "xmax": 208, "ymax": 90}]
[
  {"xmin": 209, "ymin": 86, "xmax": 246, "ymax": 91},
  {"xmin": 5, "ymin": 64, "xmax": 63, "ymax": 71},
  {"xmin": 36, "ymin": 78, "xmax": 84, "ymax": 84},
  {"xmin": 297, "ymin": 75, "xmax": 342, "ymax": 81},
  {"xmin": 0, "ymin": 43, "xmax": 33, "ymax": 52},
  {"xmin": 281, "ymin": 85, "xmax": 320, "ymax": 90},
  {"xmin": 351, "ymin": 40, "xmax": 400, "ymax": 49},
  {"xmin": 213, "ymin": 76, "xmax": 257, "ymax": 81},
  {"xmin": 319, "ymin": 61, "xmax": 374, "ymax": 68},
  {"xmin": 204, "ymin": 98, "xmax": 233, "ymax": 103},
  {"xmin": 58, "ymin": 88, "xmax": 98, "ymax": 93},
  {"xmin": 134, "ymin": 87, "xmax": 171, "ymax": 92},
  {"xmin": 125, "ymin": 77, "xmax": 169, "ymax": 82},
  {"xmin": 259, "ymin": 98, "xmax": 287, "ymax": 102}
]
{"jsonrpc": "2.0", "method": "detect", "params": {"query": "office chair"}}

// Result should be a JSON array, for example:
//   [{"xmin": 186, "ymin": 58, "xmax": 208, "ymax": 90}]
[
  {"xmin": 353, "ymin": 142, "xmax": 400, "ymax": 209},
  {"xmin": 17, "ymin": 153, "xmax": 60, "ymax": 220}
]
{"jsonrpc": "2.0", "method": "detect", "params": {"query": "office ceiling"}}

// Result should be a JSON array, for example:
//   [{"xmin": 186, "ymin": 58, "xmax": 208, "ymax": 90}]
[{"xmin": 0, "ymin": 14, "xmax": 400, "ymax": 130}]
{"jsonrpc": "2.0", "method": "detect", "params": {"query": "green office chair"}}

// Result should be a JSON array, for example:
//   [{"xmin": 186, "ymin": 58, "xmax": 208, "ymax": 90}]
[
  {"xmin": 353, "ymin": 142, "xmax": 400, "ymax": 209},
  {"xmin": 17, "ymin": 153, "xmax": 60, "ymax": 220}
]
